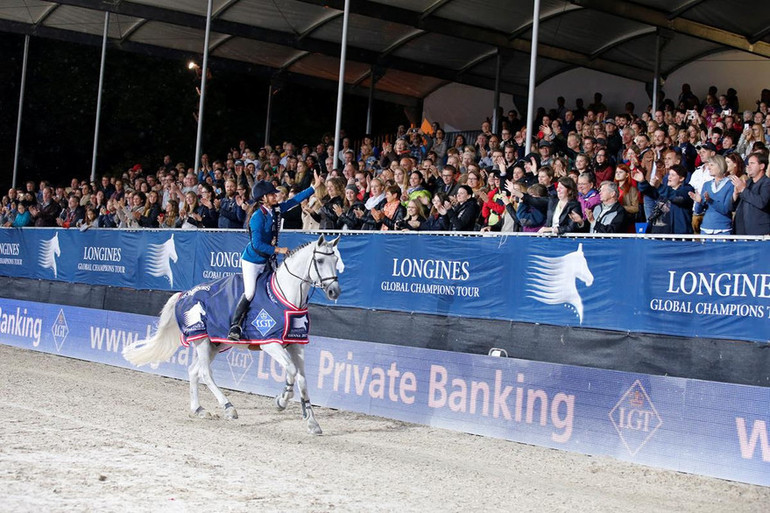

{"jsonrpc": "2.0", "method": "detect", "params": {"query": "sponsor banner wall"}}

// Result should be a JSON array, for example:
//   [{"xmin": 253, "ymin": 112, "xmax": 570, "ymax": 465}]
[
  {"xmin": 0, "ymin": 229, "xmax": 768, "ymax": 343},
  {"xmin": 1, "ymin": 297, "xmax": 767, "ymax": 486}
]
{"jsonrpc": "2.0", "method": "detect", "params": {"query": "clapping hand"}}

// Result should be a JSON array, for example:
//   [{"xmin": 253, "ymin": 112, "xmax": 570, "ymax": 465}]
[
  {"xmin": 568, "ymin": 210, "xmax": 584, "ymax": 225},
  {"xmin": 688, "ymin": 190, "xmax": 702, "ymax": 203},
  {"xmin": 332, "ymin": 204, "xmax": 343, "ymax": 216},
  {"xmin": 729, "ymin": 174, "xmax": 746, "ymax": 194},
  {"xmin": 631, "ymin": 169, "xmax": 646, "ymax": 183}
]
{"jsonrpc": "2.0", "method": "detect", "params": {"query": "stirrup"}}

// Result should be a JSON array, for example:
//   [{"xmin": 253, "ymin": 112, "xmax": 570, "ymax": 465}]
[{"xmin": 227, "ymin": 324, "xmax": 243, "ymax": 341}]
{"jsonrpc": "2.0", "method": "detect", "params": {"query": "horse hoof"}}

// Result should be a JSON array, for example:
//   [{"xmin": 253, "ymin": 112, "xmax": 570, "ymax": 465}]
[
  {"xmin": 190, "ymin": 407, "xmax": 211, "ymax": 419},
  {"xmin": 307, "ymin": 423, "xmax": 323, "ymax": 436},
  {"xmin": 225, "ymin": 406, "xmax": 238, "ymax": 420},
  {"xmin": 275, "ymin": 395, "xmax": 287, "ymax": 411}
]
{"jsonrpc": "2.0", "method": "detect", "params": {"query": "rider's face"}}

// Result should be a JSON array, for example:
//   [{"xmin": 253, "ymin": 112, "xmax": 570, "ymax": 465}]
[{"xmin": 263, "ymin": 193, "xmax": 278, "ymax": 206}]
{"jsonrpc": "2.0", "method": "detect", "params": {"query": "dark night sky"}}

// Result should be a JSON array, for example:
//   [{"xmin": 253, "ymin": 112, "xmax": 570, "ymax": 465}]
[{"xmin": 0, "ymin": 32, "xmax": 408, "ymax": 188}]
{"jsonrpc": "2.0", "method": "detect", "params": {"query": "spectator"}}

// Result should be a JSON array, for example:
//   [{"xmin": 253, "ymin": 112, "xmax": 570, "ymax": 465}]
[
  {"xmin": 302, "ymin": 181, "xmax": 327, "ymax": 230},
  {"xmin": 434, "ymin": 165, "xmax": 460, "ymax": 196},
  {"xmin": 635, "ymin": 164, "xmax": 694, "ymax": 234},
  {"xmin": 57, "ymin": 194, "xmax": 85, "ymax": 228},
  {"xmin": 371, "ymin": 184, "xmax": 406, "ymax": 231},
  {"xmin": 335, "ymin": 185, "xmax": 364, "ymax": 231},
  {"xmin": 576, "ymin": 172, "xmax": 601, "ymax": 220},
  {"xmin": 10, "ymin": 202, "xmax": 32, "ymax": 227},
  {"xmin": 725, "ymin": 152, "xmax": 746, "ymax": 181},
  {"xmin": 29, "ymin": 186, "xmax": 61, "ymax": 227},
  {"xmin": 195, "ymin": 184, "xmax": 219, "ymax": 228},
  {"xmin": 583, "ymin": 181, "xmax": 628, "ymax": 233},
  {"xmin": 77, "ymin": 207, "xmax": 99, "ymax": 231},
  {"xmin": 217, "ymin": 179, "xmax": 246, "ymax": 229},
  {"xmin": 97, "ymin": 198, "xmax": 119, "ymax": 228},
  {"xmin": 481, "ymin": 171, "xmax": 505, "ymax": 230},
  {"xmin": 737, "ymin": 124, "xmax": 765, "ymax": 159},
  {"xmin": 137, "ymin": 190, "xmax": 162, "ymax": 228},
  {"xmin": 731, "ymin": 152, "xmax": 770, "ymax": 235},
  {"xmin": 509, "ymin": 182, "xmax": 547, "ymax": 232},
  {"xmin": 689, "ymin": 155, "xmax": 734, "ymax": 235},
  {"xmin": 157, "ymin": 199, "xmax": 179, "ymax": 229},
  {"xmin": 438, "ymin": 185, "xmax": 479, "ymax": 231},
  {"xmin": 314, "ymin": 177, "xmax": 345, "ymax": 230},
  {"xmin": 177, "ymin": 191, "xmax": 201, "ymax": 229},
  {"xmin": 405, "ymin": 170, "xmax": 432, "ymax": 207},
  {"xmin": 396, "ymin": 199, "xmax": 428, "ymax": 231},
  {"xmin": 614, "ymin": 164, "xmax": 640, "ymax": 226},
  {"xmin": 538, "ymin": 177, "xmax": 583, "ymax": 235}
]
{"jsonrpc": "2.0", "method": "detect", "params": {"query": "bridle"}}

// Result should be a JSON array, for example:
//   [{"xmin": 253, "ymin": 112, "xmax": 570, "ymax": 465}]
[{"xmin": 277, "ymin": 245, "xmax": 339, "ymax": 308}]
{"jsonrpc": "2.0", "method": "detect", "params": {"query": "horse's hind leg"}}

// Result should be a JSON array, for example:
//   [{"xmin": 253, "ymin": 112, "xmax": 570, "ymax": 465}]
[
  {"xmin": 288, "ymin": 344, "xmax": 322, "ymax": 435},
  {"xmin": 261, "ymin": 343, "xmax": 297, "ymax": 411},
  {"xmin": 194, "ymin": 338, "xmax": 238, "ymax": 420},
  {"xmin": 188, "ymin": 348, "xmax": 209, "ymax": 418}
]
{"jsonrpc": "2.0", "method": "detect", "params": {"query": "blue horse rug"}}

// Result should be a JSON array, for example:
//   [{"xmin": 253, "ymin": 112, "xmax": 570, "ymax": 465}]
[{"xmin": 175, "ymin": 271, "xmax": 310, "ymax": 346}]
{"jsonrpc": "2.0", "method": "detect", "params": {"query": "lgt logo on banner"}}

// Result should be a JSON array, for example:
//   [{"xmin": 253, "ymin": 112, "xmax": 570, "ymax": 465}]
[
  {"xmin": 226, "ymin": 348, "xmax": 253, "ymax": 385},
  {"xmin": 51, "ymin": 308, "xmax": 69, "ymax": 352},
  {"xmin": 609, "ymin": 380, "xmax": 663, "ymax": 456}
]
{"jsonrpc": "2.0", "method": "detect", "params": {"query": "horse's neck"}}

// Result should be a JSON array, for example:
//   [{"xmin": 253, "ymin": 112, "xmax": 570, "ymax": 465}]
[{"xmin": 274, "ymin": 246, "xmax": 312, "ymax": 308}]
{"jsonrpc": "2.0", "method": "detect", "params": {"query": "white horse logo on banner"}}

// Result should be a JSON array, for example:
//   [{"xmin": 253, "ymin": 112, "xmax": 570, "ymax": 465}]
[
  {"xmin": 146, "ymin": 234, "xmax": 178, "ymax": 287},
  {"xmin": 527, "ymin": 243, "xmax": 594, "ymax": 324},
  {"xmin": 39, "ymin": 232, "xmax": 61, "ymax": 278}
]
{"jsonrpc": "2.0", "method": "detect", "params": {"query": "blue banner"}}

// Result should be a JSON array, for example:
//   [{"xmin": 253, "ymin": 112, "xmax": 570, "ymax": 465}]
[
  {"xmin": 1, "ymin": 228, "xmax": 768, "ymax": 343},
  {"xmin": 2, "ymin": 297, "xmax": 767, "ymax": 486}
]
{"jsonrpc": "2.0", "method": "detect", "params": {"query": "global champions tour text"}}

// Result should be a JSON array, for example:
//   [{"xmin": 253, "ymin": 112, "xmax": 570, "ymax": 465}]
[
  {"xmin": 381, "ymin": 258, "xmax": 481, "ymax": 298},
  {"xmin": 650, "ymin": 270, "xmax": 770, "ymax": 319}
]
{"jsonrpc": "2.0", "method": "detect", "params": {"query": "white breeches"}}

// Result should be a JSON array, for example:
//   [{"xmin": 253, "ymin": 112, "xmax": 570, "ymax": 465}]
[{"xmin": 242, "ymin": 260, "xmax": 266, "ymax": 301}]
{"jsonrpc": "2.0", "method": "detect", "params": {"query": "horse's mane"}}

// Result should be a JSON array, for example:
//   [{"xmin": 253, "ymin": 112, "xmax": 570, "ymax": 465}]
[{"xmin": 278, "ymin": 240, "xmax": 314, "ymax": 269}]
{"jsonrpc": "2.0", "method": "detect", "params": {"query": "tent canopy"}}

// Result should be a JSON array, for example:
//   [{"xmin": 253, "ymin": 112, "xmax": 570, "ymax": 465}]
[{"xmin": 2, "ymin": 0, "xmax": 769, "ymax": 107}]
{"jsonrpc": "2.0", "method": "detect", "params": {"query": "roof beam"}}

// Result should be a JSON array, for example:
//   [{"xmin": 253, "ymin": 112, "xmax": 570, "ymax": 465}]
[
  {"xmin": 0, "ymin": 17, "xmax": 420, "ymax": 108},
  {"xmin": 589, "ymin": 27, "xmax": 656, "ymax": 60},
  {"xmin": 47, "ymin": 0, "xmax": 527, "ymax": 95},
  {"xmin": 570, "ymin": 0, "xmax": 770, "ymax": 58},
  {"xmin": 749, "ymin": 26, "xmax": 770, "ymax": 44},
  {"xmin": 666, "ymin": 0, "xmax": 708, "ymax": 20},
  {"xmin": 297, "ymin": 0, "xmax": 652, "ymax": 83}
]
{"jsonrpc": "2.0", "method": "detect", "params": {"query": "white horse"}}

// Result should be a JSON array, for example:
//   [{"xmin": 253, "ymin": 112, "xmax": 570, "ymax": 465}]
[
  {"xmin": 146, "ymin": 234, "xmax": 178, "ymax": 288},
  {"xmin": 124, "ymin": 234, "xmax": 342, "ymax": 434},
  {"xmin": 526, "ymin": 242, "xmax": 594, "ymax": 324},
  {"xmin": 39, "ymin": 232, "xmax": 61, "ymax": 278}
]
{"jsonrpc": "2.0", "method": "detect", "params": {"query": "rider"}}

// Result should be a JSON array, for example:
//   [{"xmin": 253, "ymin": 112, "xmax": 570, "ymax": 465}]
[{"xmin": 228, "ymin": 172, "xmax": 323, "ymax": 340}]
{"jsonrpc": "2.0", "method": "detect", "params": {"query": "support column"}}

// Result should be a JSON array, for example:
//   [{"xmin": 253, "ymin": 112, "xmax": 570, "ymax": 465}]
[
  {"xmin": 332, "ymin": 0, "xmax": 351, "ymax": 171},
  {"xmin": 652, "ymin": 30, "xmax": 661, "ymax": 114},
  {"xmin": 12, "ymin": 35, "xmax": 30, "ymax": 190},
  {"xmin": 90, "ymin": 12, "xmax": 109, "ymax": 183},
  {"xmin": 193, "ymin": 0, "xmax": 214, "ymax": 175},
  {"xmin": 524, "ymin": 0, "xmax": 541, "ymax": 155},
  {"xmin": 492, "ymin": 51, "xmax": 502, "ymax": 134}
]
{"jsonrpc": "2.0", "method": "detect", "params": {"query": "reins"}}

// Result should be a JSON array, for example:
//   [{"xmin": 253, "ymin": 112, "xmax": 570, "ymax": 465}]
[{"xmin": 275, "ymin": 245, "xmax": 338, "ymax": 309}]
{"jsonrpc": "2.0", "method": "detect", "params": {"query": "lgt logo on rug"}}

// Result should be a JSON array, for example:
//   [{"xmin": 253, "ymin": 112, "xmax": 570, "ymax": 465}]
[{"xmin": 609, "ymin": 380, "xmax": 663, "ymax": 456}]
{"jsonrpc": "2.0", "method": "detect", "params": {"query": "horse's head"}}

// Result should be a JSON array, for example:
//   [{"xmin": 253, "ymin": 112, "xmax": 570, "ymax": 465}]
[
  {"xmin": 312, "ymin": 234, "xmax": 343, "ymax": 301},
  {"xmin": 52, "ymin": 232, "xmax": 61, "ymax": 258},
  {"xmin": 572, "ymin": 243, "xmax": 593, "ymax": 287},
  {"xmin": 166, "ymin": 234, "xmax": 178, "ymax": 263}
]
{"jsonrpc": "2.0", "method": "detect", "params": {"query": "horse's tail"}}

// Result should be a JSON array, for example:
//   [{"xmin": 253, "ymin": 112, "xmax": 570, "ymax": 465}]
[{"xmin": 123, "ymin": 292, "xmax": 182, "ymax": 366}]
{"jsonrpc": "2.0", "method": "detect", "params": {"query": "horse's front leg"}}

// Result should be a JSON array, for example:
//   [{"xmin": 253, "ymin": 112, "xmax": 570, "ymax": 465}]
[
  {"xmin": 261, "ymin": 343, "xmax": 297, "ymax": 411},
  {"xmin": 195, "ymin": 339, "xmax": 238, "ymax": 420},
  {"xmin": 288, "ymin": 344, "xmax": 322, "ymax": 435}
]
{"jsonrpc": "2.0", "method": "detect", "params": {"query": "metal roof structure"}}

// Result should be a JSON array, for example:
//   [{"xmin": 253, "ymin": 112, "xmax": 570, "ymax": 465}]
[{"xmin": 2, "ymin": 0, "xmax": 769, "ymax": 108}]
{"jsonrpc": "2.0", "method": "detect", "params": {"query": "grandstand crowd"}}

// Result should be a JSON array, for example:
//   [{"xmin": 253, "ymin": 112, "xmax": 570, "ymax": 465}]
[{"xmin": 3, "ymin": 85, "xmax": 770, "ymax": 236}]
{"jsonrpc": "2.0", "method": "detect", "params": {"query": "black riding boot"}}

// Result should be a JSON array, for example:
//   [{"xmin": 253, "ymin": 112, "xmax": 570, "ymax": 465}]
[{"xmin": 227, "ymin": 294, "xmax": 252, "ymax": 340}]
